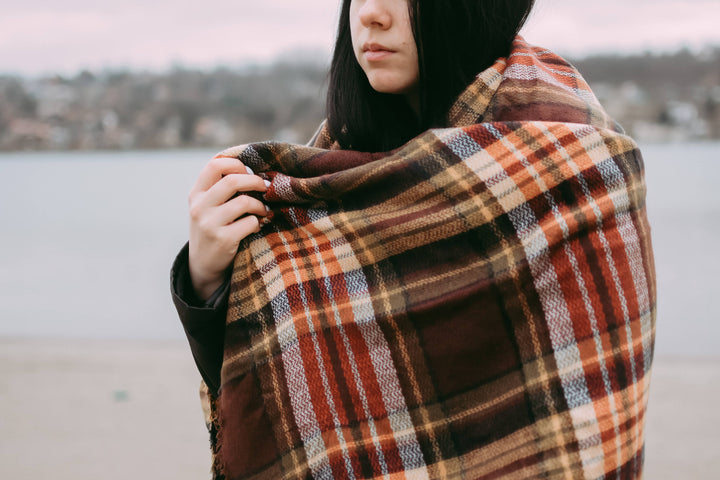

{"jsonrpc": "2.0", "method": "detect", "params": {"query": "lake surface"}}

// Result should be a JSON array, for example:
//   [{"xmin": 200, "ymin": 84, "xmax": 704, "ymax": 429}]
[{"xmin": 0, "ymin": 143, "xmax": 718, "ymax": 357}]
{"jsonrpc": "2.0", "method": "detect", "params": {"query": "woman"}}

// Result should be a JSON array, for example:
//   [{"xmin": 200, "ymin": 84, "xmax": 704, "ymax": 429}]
[{"xmin": 172, "ymin": 1, "xmax": 656, "ymax": 478}]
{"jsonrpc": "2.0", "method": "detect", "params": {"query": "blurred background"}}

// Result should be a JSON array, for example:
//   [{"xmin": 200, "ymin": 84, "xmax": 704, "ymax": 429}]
[{"xmin": 1, "ymin": 0, "xmax": 718, "ymax": 478}]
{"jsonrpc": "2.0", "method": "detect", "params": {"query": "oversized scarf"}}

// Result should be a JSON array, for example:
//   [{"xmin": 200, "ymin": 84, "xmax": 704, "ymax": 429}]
[{"xmin": 206, "ymin": 37, "xmax": 656, "ymax": 480}]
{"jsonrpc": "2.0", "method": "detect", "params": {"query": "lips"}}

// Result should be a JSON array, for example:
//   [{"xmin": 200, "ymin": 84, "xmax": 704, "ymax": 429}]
[{"xmin": 362, "ymin": 42, "xmax": 395, "ymax": 61}]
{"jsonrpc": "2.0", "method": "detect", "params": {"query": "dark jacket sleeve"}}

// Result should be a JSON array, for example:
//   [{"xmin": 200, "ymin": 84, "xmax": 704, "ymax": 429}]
[{"xmin": 170, "ymin": 242, "xmax": 229, "ymax": 394}]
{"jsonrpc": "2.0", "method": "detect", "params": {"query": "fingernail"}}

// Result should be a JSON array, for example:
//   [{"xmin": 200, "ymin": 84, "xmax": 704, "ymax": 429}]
[
  {"xmin": 263, "ymin": 180, "xmax": 271, "ymax": 188},
  {"xmin": 265, "ymin": 204, "xmax": 271, "ymax": 213},
  {"xmin": 245, "ymin": 166, "xmax": 254, "ymax": 175}
]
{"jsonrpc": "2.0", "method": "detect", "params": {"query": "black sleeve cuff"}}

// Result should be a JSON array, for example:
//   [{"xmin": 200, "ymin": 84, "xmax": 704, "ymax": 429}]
[
  {"xmin": 170, "ymin": 242, "xmax": 228, "ymax": 394},
  {"xmin": 172, "ymin": 242, "xmax": 230, "ymax": 310}
]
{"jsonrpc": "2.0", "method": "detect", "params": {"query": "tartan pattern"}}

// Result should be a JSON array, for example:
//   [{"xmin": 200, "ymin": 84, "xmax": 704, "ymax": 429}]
[{"xmin": 209, "ymin": 38, "xmax": 655, "ymax": 479}]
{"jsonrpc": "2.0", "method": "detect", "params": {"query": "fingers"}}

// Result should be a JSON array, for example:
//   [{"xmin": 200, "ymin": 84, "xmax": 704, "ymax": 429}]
[
  {"xmin": 186, "ymin": 155, "xmax": 270, "ymax": 298},
  {"xmin": 203, "ymin": 173, "xmax": 269, "ymax": 207},
  {"xmin": 215, "ymin": 194, "xmax": 269, "ymax": 226},
  {"xmin": 224, "ymin": 214, "xmax": 263, "ymax": 242},
  {"xmin": 192, "ymin": 156, "xmax": 254, "ymax": 193}
]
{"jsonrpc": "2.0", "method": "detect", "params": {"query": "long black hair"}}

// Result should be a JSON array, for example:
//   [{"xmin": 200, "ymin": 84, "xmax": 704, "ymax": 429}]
[{"xmin": 326, "ymin": 0, "xmax": 535, "ymax": 152}]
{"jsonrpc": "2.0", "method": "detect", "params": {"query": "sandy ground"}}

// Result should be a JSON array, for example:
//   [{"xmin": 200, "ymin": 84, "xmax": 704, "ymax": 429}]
[
  {"xmin": 0, "ymin": 338, "xmax": 210, "ymax": 479},
  {"xmin": 0, "ymin": 337, "xmax": 717, "ymax": 479}
]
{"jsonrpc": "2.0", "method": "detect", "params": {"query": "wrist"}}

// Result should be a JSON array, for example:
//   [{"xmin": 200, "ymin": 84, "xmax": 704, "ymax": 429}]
[{"xmin": 189, "ymin": 264, "xmax": 226, "ymax": 303}]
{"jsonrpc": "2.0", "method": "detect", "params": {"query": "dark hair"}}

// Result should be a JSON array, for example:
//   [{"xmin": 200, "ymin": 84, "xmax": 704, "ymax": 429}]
[{"xmin": 326, "ymin": 0, "xmax": 535, "ymax": 152}]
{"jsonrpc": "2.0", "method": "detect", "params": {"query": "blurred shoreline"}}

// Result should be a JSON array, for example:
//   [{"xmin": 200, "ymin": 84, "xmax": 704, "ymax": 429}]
[
  {"xmin": 0, "ymin": 336, "xmax": 717, "ymax": 479},
  {"xmin": 1, "ymin": 47, "xmax": 719, "ymax": 152}
]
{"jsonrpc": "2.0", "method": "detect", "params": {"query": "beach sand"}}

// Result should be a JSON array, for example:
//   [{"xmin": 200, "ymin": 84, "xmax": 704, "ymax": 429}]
[
  {"xmin": 0, "ymin": 338, "xmax": 210, "ymax": 479},
  {"xmin": 0, "ymin": 337, "xmax": 717, "ymax": 479}
]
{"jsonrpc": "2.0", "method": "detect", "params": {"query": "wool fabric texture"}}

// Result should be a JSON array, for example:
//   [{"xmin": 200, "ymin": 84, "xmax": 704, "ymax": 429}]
[{"xmin": 206, "ymin": 37, "xmax": 656, "ymax": 480}]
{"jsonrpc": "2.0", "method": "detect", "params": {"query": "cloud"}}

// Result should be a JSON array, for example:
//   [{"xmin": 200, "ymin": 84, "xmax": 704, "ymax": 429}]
[
  {"xmin": 524, "ymin": 0, "xmax": 720, "ymax": 56},
  {"xmin": 1, "ymin": 0, "xmax": 718, "ymax": 75},
  {"xmin": 0, "ymin": 1, "xmax": 339, "ymax": 74}
]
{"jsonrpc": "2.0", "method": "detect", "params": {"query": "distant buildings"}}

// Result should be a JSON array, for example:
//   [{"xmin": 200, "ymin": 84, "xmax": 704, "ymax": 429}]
[
  {"xmin": 572, "ymin": 47, "xmax": 720, "ymax": 143},
  {"xmin": 1, "ymin": 48, "xmax": 719, "ymax": 152}
]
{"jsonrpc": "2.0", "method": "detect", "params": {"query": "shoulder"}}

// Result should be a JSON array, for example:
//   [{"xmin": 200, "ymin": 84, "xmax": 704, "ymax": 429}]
[{"xmin": 308, "ymin": 120, "xmax": 343, "ymax": 150}]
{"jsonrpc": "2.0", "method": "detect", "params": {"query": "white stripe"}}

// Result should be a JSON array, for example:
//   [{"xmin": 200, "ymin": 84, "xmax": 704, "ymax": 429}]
[
  {"xmin": 537, "ymin": 123, "xmax": 630, "ymax": 475},
  {"xmin": 300, "ymin": 209, "xmax": 391, "ymax": 479},
  {"xmin": 507, "ymin": 51, "xmax": 583, "ymax": 79},
  {"xmin": 253, "ymin": 234, "xmax": 334, "ymax": 479},
  {"xmin": 504, "ymin": 63, "xmax": 598, "ymax": 105},
  {"xmin": 280, "ymin": 210, "xmax": 358, "ymax": 479},
  {"xmin": 571, "ymin": 126, "xmax": 654, "ymax": 472},
  {"xmin": 306, "ymin": 208, "xmax": 430, "ymax": 477},
  {"xmin": 574, "ymin": 132, "xmax": 653, "ymax": 372},
  {"xmin": 443, "ymin": 128, "xmax": 605, "ymax": 478}
]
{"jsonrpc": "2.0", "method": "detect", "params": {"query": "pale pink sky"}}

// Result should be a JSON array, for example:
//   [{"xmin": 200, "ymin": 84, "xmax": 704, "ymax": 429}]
[{"xmin": 2, "ymin": 0, "xmax": 718, "ymax": 75}]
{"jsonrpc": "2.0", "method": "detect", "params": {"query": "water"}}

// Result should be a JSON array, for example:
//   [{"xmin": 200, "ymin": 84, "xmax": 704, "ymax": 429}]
[
  {"xmin": 0, "ymin": 143, "xmax": 718, "ymax": 356},
  {"xmin": 0, "ymin": 149, "xmax": 216, "ymax": 341},
  {"xmin": 642, "ymin": 142, "xmax": 720, "ymax": 357}
]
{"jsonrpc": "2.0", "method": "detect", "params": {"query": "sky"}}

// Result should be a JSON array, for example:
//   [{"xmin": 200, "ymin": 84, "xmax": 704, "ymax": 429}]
[{"xmin": 2, "ymin": 0, "xmax": 719, "ymax": 76}]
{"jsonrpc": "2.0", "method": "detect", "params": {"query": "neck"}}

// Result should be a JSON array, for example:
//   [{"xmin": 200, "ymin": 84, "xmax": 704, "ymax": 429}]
[{"xmin": 404, "ymin": 89, "xmax": 420, "ymax": 117}]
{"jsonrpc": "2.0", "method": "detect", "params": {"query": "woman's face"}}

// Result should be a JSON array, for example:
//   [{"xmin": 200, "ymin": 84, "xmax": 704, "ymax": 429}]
[{"xmin": 350, "ymin": 0, "xmax": 420, "ymax": 97}]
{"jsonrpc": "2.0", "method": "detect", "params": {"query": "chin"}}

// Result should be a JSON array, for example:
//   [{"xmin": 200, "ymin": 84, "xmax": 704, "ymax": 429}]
[{"xmin": 368, "ymin": 77, "xmax": 414, "ymax": 95}]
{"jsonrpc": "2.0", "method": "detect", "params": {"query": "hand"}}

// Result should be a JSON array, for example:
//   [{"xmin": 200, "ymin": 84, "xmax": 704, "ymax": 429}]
[{"xmin": 187, "ymin": 156, "xmax": 269, "ymax": 301}]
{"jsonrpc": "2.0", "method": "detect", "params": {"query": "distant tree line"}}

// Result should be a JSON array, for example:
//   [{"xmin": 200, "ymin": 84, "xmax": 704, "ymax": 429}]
[
  {"xmin": 0, "ymin": 62, "xmax": 328, "ymax": 151},
  {"xmin": 571, "ymin": 47, "xmax": 720, "ymax": 140},
  {"xmin": 1, "ymin": 46, "xmax": 719, "ymax": 152}
]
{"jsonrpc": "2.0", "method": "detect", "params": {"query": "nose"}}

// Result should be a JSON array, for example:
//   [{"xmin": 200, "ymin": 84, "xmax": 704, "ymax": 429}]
[{"xmin": 358, "ymin": 0, "xmax": 392, "ymax": 29}]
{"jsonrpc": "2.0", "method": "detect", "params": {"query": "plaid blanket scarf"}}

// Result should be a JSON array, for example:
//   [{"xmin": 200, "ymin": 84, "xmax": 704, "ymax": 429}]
[{"xmin": 207, "ymin": 37, "xmax": 656, "ymax": 480}]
